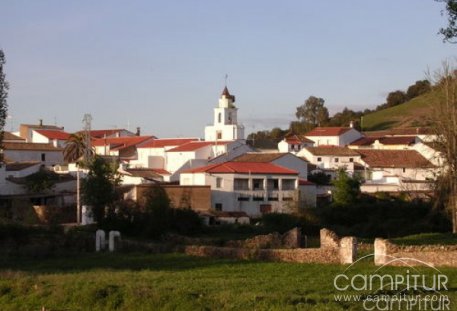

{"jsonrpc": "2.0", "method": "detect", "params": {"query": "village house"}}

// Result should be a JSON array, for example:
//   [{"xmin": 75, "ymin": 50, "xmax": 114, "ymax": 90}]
[
  {"xmin": 277, "ymin": 134, "xmax": 314, "ymax": 154},
  {"xmin": 31, "ymin": 129, "xmax": 71, "ymax": 148},
  {"xmin": 303, "ymin": 126, "xmax": 363, "ymax": 146},
  {"xmin": 298, "ymin": 146, "xmax": 361, "ymax": 176},
  {"xmin": 19, "ymin": 120, "xmax": 64, "ymax": 143},
  {"xmin": 180, "ymin": 161, "xmax": 300, "ymax": 217},
  {"xmin": 356, "ymin": 149, "xmax": 436, "ymax": 193},
  {"xmin": 231, "ymin": 152, "xmax": 316, "ymax": 207},
  {"xmin": 2, "ymin": 142, "xmax": 64, "ymax": 167}
]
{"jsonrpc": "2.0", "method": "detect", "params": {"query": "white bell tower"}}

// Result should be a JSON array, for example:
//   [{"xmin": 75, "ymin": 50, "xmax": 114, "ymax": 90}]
[{"xmin": 204, "ymin": 87, "xmax": 245, "ymax": 141}]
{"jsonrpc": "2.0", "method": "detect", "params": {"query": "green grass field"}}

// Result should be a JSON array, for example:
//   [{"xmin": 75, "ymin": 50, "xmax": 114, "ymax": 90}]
[
  {"xmin": 1, "ymin": 252, "xmax": 456, "ymax": 311},
  {"xmin": 362, "ymin": 90, "xmax": 437, "ymax": 131}
]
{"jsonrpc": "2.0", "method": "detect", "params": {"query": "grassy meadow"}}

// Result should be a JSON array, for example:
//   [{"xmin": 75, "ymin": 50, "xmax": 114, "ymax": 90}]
[
  {"xmin": 0, "ymin": 252, "xmax": 456, "ymax": 311},
  {"xmin": 362, "ymin": 90, "xmax": 437, "ymax": 131}
]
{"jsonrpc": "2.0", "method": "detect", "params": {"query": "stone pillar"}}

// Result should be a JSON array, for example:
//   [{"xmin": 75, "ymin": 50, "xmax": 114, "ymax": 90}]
[
  {"xmin": 374, "ymin": 238, "xmax": 387, "ymax": 266},
  {"xmin": 282, "ymin": 227, "xmax": 302, "ymax": 248},
  {"xmin": 109, "ymin": 231, "xmax": 121, "ymax": 252},
  {"xmin": 95, "ymin": 230, "xmax": 106, "ymax": 252},
  {"xmin": 339, "ymin": 237, "xmax": 357, "ymax": 264},
  {"xmin": 320, "ymin": 228, "xmax": 339, "ymax": 248}
]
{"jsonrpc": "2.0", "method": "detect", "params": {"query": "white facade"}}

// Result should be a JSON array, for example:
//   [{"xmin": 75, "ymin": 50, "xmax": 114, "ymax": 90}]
[
  {"xmin": 3, "ymin": 145, "xmax": 64, "ymax": 167},
  {"xmin": 298, "ymin": 148, "xmax": 361, "ymax": 172},
  {"xmin": 180, "ymin": 171, "xmax": 299, "ymax": 217},
  {"xmin": 204, "ymin": 87, "xmax": 244, "ymax": 141},
  {"xmin": 305, "ymin": 128, "xmax": 362, "ymax": 146}
]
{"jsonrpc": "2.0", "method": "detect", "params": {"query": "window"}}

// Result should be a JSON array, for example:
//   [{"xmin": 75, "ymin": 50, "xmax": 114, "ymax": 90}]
[
  {"xmin": 216, "ymin": 131, "xmax": 222, "ymax": 140},
  {"xmin": 334, "ymin": 158, "xmax": 339, "ymax": 163},
  {"xmin": 349, "ymin": 158, "xmax": 354, "ymax": 162},
  {"xmin": 237, "ymin": 196, "xmax": 250, "ymax": 201},
  {"xmin": 228, "ymin": 112, "xmax": 232, "ymax": 123},
  {"xmin": 218, "ymin": 113, "xmax": 222, "ymax": 123},
  {"xmin": 317, "ymin": 157, "xmax": 322, "ymax": 162},
  {"xmin": 234, "ymin": 178, "xmax": 249, "ymax": 190},
  {"xmin": 216, "ymin": 177, "xmax": 223, "ymax": 188},
  {"xmin": 267, "ymin": 179, "xmax": 279, "ymax": 190},
  {"xmin": 41, "ymin": 153, "xmax": 46, "ymax": 162},
  {"xmin": 282, "ymin": 179, "xmax": 296, "ymax": 190},
  {"xmin": 402, "ymin": 168, "xmax": 406, "ymax": 173},
  {"xmin": 215, "ymin": 203, "xmax": 222, "ymax": 211},
  {"xmin": 260, "ymin": 204, "xmax": 272, "ymax": 214},
  {"xmin": 252, "ymin": 178, "xmax": 264, "ymax": 190}
]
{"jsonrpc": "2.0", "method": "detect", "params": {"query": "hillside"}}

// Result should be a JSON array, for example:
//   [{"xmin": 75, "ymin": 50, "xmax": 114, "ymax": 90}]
[{"xmin": 362, "ymin": 89, "xmax": 438, "ymax": 131}]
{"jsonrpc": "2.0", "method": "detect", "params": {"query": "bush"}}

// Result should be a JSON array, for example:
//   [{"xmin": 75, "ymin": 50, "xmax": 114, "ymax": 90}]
[{"xmin": 261, "ymin": 213, "xmax": 300, "ymax": 234}]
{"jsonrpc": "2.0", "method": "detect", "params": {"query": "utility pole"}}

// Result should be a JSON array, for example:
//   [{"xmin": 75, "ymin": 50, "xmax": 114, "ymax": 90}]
[{"xmin": 77, "ymin": 113, "xmax": 92, "ymax": 225}]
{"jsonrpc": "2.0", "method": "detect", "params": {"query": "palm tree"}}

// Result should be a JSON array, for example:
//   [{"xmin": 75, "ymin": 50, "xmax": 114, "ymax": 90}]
[
  {"xmin": 63, "ymin": 133, "xmax": 90, "ymax": 164},
  {"xmin": 63, "ymin": 132, "xmax": 93, "ymax": 224}
]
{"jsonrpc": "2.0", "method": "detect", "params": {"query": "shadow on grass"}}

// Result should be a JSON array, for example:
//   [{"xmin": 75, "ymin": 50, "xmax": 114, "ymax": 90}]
[{"xmin": 0, "ymin": 252, "xmax": 255, "ymax": 274}]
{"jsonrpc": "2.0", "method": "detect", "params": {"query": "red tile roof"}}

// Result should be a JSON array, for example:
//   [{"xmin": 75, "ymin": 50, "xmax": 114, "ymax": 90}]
[
  {"xmin": 92, "ymin": 136, "xmax": 154, "ymax": 150},
  {"xmin": 167, "ymin": 141, "xmax": 231, "ymax": 152},
  {"xmin": 304, "ymin": 146, "xmax": 360, "ymax": 156},
  {"xmin": 138, "ymin": 138, "xmax": 199, "ymax": 148},
  {"xmin": 364, "ymin": 127, "xmax": 433, "ymax": 137},
  {"xmin": 356, "ymin": 149, "xmax": 434, "ymax": 168},
  {"xmin": 305, "ymin": 127, "xmax": 352, "ymax": 137},
  {"xmin": 299, "ymin": 179, "xmax": 315, "ymax": 186},
  {"xmin": 183, "ymin": 162, "xmax": 298, "ymax": 175},
  {"xmin": 284, "ymin": 134, "xmax": 314, "ymax": 144},
  {"xmin": 350, "ymin": 136, "xmax": 416, "ymax": 146},
  {"xmin": 3, "ymin": 142, "xmax": 63, "ymax": 151},
  {"xmin": 34, "ymin": 129, "xmax": 70, "ymax": 140},
  {"xmin": 232, "ymin": 152, "xmax": 288, "ymax": 162},
  {"xmin": 3, "ymin": 132, "xmax": 25, "ymax": 142}
]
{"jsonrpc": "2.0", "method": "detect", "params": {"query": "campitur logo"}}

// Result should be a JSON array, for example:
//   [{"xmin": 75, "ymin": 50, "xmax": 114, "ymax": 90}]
[{"xmin": 333, "ymin": 254, "xmax": 451, "ymax": 310}]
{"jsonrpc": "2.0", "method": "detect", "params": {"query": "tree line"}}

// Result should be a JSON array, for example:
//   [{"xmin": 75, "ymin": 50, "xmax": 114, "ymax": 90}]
[{"xmin": 247, "ymin": 79, "xmax": 431, "ymax": 148}]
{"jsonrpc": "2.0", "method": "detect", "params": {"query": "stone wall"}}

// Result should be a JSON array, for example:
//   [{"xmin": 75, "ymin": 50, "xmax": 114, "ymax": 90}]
[
  {"xmin": 182, "ymin": 229, "xmax": 356, "ymax": 264},
  {"xmin": 135, "ymin": 184, "xmax": 211, "ymax": 211},
  {"xmin": 374, "ymin": 238, "xmax": 457, "ymax": 267}
]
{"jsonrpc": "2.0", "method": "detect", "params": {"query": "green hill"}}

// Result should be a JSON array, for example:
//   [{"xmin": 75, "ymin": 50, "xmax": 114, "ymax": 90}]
[{"xmin": 361, "ymin": 89, "xmax": 438, "ymax": 131}]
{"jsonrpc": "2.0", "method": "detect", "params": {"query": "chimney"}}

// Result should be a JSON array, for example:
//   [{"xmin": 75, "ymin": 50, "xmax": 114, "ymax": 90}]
[
  {"xmin": 39, "ymin": 119, "xmax": 43, "ymax": 127},
  {"xmin": 349, "ymin": 120, "xmax": 354, "ymax": 128},
  {"xmin": 136, "ymin": 127, "xmax": 141, "ymax": 136}
]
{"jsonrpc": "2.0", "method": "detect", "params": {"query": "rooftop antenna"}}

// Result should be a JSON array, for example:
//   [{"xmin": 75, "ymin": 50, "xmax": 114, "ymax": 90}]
[{"xmin": 225, "ymin": 74, "xmax": 228, "ymax": 87}]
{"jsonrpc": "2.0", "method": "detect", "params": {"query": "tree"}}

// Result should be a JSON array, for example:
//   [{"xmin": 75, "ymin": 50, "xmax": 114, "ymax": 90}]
[
  {"xmin": 436, "ymin": 0, "xmax": 457, "ymax": 42},
  {"xmin": 82, "ymin": 156, "xmax": 120, "ymax": 222},
  {"xmin": 295, "ymin": 96, "xmax": 329, "ymax": 130},
  {"xmin": 406, "ymin": 80, "xmax": 431, "ymax": 100},
  {"xmin": 0, "ymin": 50, "xmax": 8, "ymax": 152},
  {"xmin": 427, "ymin": 63, "xmax": 457, "ymax": 232},
  {"xmin": 24, "ymin": 168, "xmax": 59, "ymax": 193},
  {"xmin": 386, "ymin": 90, "xmax": 407, "ymax": 107},
  {"xmin": 331, "ymin": 169, "xmax": 361, "ymax": 206}
]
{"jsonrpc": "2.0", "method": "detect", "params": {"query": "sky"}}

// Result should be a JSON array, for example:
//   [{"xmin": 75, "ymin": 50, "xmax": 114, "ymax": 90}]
[{"xmin": 0, "ymin": 0, "xmax": 456, "ymax": 138}]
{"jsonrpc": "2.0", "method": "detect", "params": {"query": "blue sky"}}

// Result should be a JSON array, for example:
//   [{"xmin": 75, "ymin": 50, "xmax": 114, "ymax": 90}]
[{"xmin": 0, "ymin": 1, "xmax": 455, "ymax": 137}]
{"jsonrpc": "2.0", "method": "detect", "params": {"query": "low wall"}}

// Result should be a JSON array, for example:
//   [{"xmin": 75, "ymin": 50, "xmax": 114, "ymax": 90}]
[
  {"xmin": 182, "ymin": 229, "xmax": 357, "ymax": 264},
  {"xmin": 375, "ymin": 238, "xmax": 457, "ymax": 267}
]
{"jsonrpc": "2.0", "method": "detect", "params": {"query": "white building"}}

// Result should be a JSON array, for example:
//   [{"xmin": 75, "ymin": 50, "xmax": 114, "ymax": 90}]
[
  {"xmin": 348, "ymin": 136, "xmax": 417, "ymax": 150},
  {"xmin": 204, "ymin": 87, "xmax": 245, "ymax": 141},
  {"xmin": 32, "ymin": 129, "xmax": 70, "ymax": 148},
  {"xmin": 3, "ymin": 142, "xmax": 64, "ymax": 167},
  {"xmin": 304, "ymin": 127, "xmax": 363, "ymax": 146},
  {"xmin": 19, "ymin": 121, "xmax": 64, "ymax": 143},
  {"xmin": 356, "ymin": 149, "xmax": 436, "ymax": 193},
  {"xmin": 277, "ymin": 134, "xmax": 314, "ymax": 154},
  {"xmin": 298, "ymin": 146, "xmax": 361, "ymax": 174},
  {"xmin": 180, "ymin": 161, "xmax": 300, "ymax": 217}
]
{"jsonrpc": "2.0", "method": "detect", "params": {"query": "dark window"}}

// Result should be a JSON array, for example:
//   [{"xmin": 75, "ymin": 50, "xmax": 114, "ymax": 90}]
[
  {"xmin": 215, "ymin": 203, "xmax": 222, "ymax": 211},
  {"xmin": 41, "ymin": 153, "xmax": 46, "ymax": 162},
  {"xmin": 334, "ymin": 158, "xmax": 339, "ymax": 163},
  {"xmin": 234, "ymin": 178, "xmax": 249, "ymax": 190},
  {"xmin": 216, "ymin": 177, "xmax": 223, "ymax": 188},
  {"xmin": 267, "ymin": 179, "xmax": 279, "ymax": 190},
  {"xmin": 252, "ymin": 179, "xmax": 264, "ymax": 190},
  {"xmin": 253, "ymin": 196, "xmax": 264, "ymax": 201},
  {"xmin": 402, "ymin": 168, "xmax": 406, "ymax": 173},
  {"xmin": 317, "ymin": 157, "xmax": 322, "ymax": 162},
  {"xmin": 218, "ymin": 113, "xmax": 222, "ymax": 123},
  {"xmin": 349, "ymin": 158, "xmax": 354, "ymax": 162},
  {"xmin": 260, "ymin": 204, "xmax": 272, "ymax": 214},
  {"xmin": 217, "ymin": 131, "xmax": 222, "ymax": 139},
  {"xmin": 237, "ymin": 196, "xmax": 250, "ymax": 201}
]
